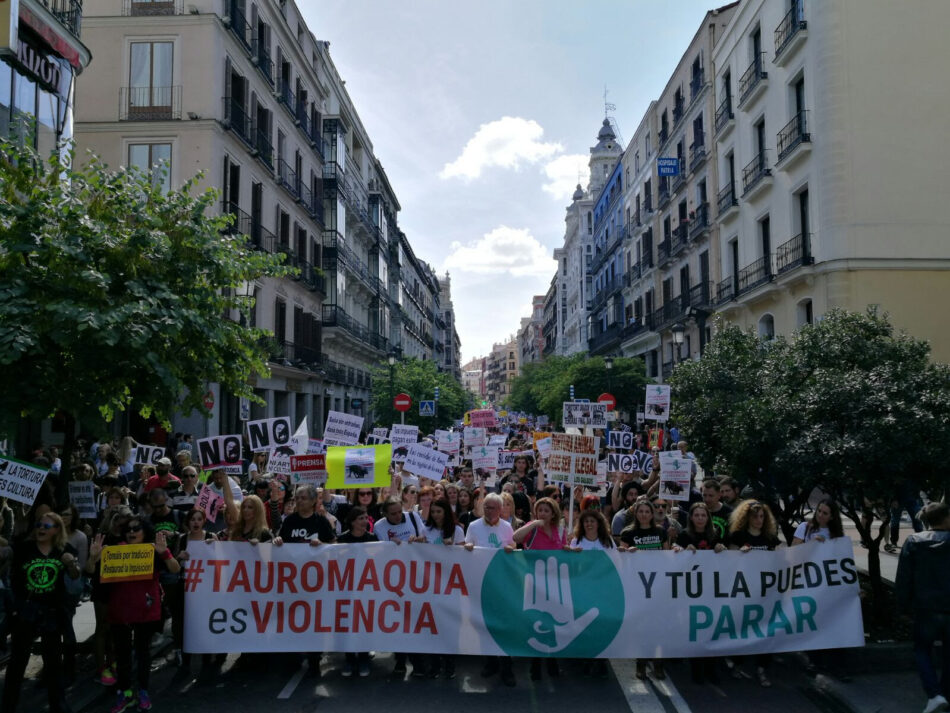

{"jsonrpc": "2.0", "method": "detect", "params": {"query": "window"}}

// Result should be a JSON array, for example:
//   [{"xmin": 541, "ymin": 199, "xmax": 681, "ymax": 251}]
[
  {"xmin": 129, "ymin": 143, "xmax": 172, "ymax": 193},
  {"xmin": 758, "ymin": 313, "xmax": 775, "ymax": 339},
  {"xmin": 129, "ymin": 42, "xmax": 173, "ymax": 112},
  {"xmin": 797, "ymin": 299, "xmax": 813, "ymax": 327}
]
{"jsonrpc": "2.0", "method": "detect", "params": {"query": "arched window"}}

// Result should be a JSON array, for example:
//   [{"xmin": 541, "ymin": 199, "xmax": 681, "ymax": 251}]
[
  {"xmin": 758, "ymin": 313, "xmax": 775, "ymax": 339},
  {"xmin": 796, "ymin": 298, "xmax": 813, "ymax": 327}
]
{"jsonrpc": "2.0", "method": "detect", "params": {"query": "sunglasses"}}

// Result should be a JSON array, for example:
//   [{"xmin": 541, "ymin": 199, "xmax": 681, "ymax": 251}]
[
  {"xmin": 35, "ymin": 522, "xmax": 58, "ymax": 530},
  {"xmin": 358, "ymin": 491, "xmax": 373, "ymax": 496},
  {"xmin": 654, "ymin": 504, "xmax": 670, "ymax": 510},
  {"xmin": 125, "ymin": 524, "xmax": 144, "ymax": 534}
]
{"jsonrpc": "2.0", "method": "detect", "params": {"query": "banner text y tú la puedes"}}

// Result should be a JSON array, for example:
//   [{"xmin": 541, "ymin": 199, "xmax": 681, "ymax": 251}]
[{"xmin": 183, "ymin": 539, "xmax": 864, "ymax": 658}]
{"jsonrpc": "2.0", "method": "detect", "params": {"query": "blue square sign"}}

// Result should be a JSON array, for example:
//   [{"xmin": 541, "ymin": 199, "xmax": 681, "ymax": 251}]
[{"xmin": 657, "ymin": 157, "xmax": 681, "ymax": 176}]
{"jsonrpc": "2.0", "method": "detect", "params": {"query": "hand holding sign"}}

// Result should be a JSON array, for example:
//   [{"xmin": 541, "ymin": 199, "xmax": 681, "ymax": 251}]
[{"xmin": 523, "ymin": 556, "xmax": 599, "ymax": 654}]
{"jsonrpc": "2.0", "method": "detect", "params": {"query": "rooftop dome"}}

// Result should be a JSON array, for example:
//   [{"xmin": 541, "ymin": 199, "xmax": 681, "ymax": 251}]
[
  {"xmin": 572, "ymin": 184, "xmax": 585, "ymax": 201},
  {"xmin": 597, "ymin": 118, "xmax": 616, "ymax": 141}
]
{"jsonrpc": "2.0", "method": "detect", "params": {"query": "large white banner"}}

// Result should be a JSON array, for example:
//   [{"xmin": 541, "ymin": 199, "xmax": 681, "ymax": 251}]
[{"xmin": 183, "ymin": 539, "xmax": 864, "ymax": 658}]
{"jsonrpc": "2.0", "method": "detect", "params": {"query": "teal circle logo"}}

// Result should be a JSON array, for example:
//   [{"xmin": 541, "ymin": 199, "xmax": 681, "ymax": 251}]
[{"xmin": 481, "ymin": 550, "xmax": 624, "ymax": 657}]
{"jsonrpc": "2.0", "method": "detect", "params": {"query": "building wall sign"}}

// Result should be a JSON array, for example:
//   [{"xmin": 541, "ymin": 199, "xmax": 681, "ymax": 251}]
[{"xmin": 15, "ymin": 29, "xmax": 70, "ymax": 101}]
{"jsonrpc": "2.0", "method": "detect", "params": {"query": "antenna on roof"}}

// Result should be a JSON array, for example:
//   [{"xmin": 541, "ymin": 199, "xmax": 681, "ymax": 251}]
[{"xmin": 603, "ymin": 85, "xmax": 625, "ymax": 146}]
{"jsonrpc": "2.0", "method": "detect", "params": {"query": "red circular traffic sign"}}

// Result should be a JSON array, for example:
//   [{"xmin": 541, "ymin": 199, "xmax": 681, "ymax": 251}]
[
  {"xmin": 598, "ymin": 392, "xmax": 617, "ymax": 411},
  {"xmin": 393, "ymin": 393, "xmax": 412, "ymax": 412},
  {"xmin": 203, "ymin": 390, "xmax": 215, "ymax": 410}
]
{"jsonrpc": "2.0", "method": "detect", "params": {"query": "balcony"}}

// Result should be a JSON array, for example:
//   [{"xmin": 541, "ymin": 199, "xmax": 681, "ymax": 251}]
[
  {"xmin": 717, "ymin": 182, "xmax": 738, "ymax": 219},
  {"xmin": 689, "ymin": 139, "xmax": 706, "ymax": 173},
  {"xmin": 715, "ymin": 94, "xmax": 734, "ymax": 137},
  {"xmin": 643, "ymin": 195, "xmax": 653, "ymax": 214},
  {"xmin": 776, "ymin": 110, "xmax": 811, "ymax": 167},
  {"xmin": 690, "ymin": 71, "xmax": 706, "ymax": 104},
  {"xmin": 120, "ymin": 86, "xmax": 181, "ymax": 121},
  {"xmin": 742, "ymin": 151, "xmax": 773, "ymax": 199},
  {"xmin": 689, "ymin": 203, "xmax": 710, "ymax": 241},
  {"xmin": 251, "ymin": 36, "xmax": 274, "ymax": 85},
  {"xmin": 657, "ymin": 238, "xmax": 672, "ymax": 267},
  {"xmin": 588, "ymin": 322, "xmax": 622, "ymax": 355},
  {"xmin": 254, "ymin": 125, "xmax": 273, "ymax": 168},
  {"xmin": 776, "ymin": 232, "xmax": 814, "ymax": 274},
  {"xmin": 298, "ymin": 260, "xmax": 325, "ymax": 295},
  {"xmin": 222, "ymin": 201, "xmax": 252, "ymax": 239},
  {"xmin": 737, "ymin": 255, "xmax": 774, "ymax": 295},
  {"xmin": 671, "ymin": 161, "xmax": 686, "ymax": 192},
  {"xmin": 658, "ymin": 126, "xmax": 669, "ymax": 147},
  {"xmin": 276, "ymin": 77, "xmax": 296, "ymax": 118},
  {"xmin": 225, "ymin": 0, "xmax": 252, "ymax": 51},
  {"xmin": 738, "ymin": 54, "xmax": 768, "ymax": 109},
  {"xmin": 277, "ymin": 158, "xmax": 299, "ymax": 200},
  {"xmin": 716, "ymin": 276, "xmax": 735, "ymax": 305},
  {"xmin": 249, "ymin": 220, "xmax": 276, "ymax": 253},
  {"xmin": 41, "ymin": 0, "xmax": 83, "ymax": 37},
  {"xmin": 223, "ymin": 96, "xmax": 253, "ymax": 147},
  {"xmin": 658, "ymin": 182, "xmax": 671, "ymax": 210},
  {"xmin": 774, "ymin": 0, "xmax": 807, "ymax": 66},
  {"xmin": 671, "ymin": 224, "xmax": 688, "ymax": 256},
  {"xmin": 321, "ymin": 305, "xmax": 388, "ymax": 353},
  {"xmin": 124, "ymin": 0, "xmax": 183, "ymax": 15},
  {"xmin": 673, "ymin": 101, "xmax": 684, "ymax": 128}
]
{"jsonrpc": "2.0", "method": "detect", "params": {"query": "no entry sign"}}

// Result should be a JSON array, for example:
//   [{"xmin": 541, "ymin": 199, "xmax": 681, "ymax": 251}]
[
  {"xmin": 394, "ymin": 393, "xmax": 412, "ymax": 413},
  {"xmin": 598, "ymin": 392, "xmax": 617, "ymax": 411}
]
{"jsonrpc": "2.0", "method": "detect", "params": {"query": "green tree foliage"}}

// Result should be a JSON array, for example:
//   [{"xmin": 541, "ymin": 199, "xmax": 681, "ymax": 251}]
[
  {"xmin": 369, "ymin": 357, "xmax": 469, "ymax": 432},
  {"xmin": 671, "ymin": 309, "xmax": 950, "ymax": 613},
  {"xmin": 0, "ymin": 141, "xmax": 290, "ymax": 443},
  {"xmin": 508, "ymin": 355, "xmax": 648, "ymax": 424}
]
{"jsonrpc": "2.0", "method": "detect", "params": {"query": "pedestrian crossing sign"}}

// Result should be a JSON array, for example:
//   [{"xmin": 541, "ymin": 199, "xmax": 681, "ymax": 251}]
[{"xmin": 420, "ymin": 400, "xmax": 436, "ymax": 416}]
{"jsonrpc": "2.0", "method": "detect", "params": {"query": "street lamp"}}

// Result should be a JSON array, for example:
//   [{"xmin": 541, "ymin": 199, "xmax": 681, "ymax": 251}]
[
  {"xmin": 671, "ymin": 322, "xmax": 686, "ymax": 365},
  {"xmin": 604, "ymin": 356, "xmax": 614, "ymax": 392}
]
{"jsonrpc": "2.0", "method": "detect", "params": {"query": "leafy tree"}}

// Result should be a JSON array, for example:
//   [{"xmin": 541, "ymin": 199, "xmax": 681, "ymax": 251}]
[
  {"xmin": 671, "ymin": 310, "xmax": 950, "ymax": 617},
  {"xmin": 0, "ymin": 141, "xmax": 290, "ymax": 481},
  {"xmin": 508, "ymin": 354, "xmax": 649, "ymax": 425},
  {"xmin": 369, "ymin": 357, "xmax": 468, "ymax": 432}
]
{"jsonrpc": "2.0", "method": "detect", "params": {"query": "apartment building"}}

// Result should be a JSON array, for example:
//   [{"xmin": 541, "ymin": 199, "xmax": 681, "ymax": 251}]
[
  {"xmin": 710, "ymin": 0, "xmax": 950, "ymax": 361},
  {"xmin": 437, "ymin": 274, "xmax": 461, "ymax": 381},
  {"xmin": 74, "ymin": 0, "xmax": 447, "ymax": 439},
  {"xmin": 517, "ymin": 295, "xmax": 545, "ymax": 367},
  {"xmin": 542, "ymin": 274, "xmax": 558, "ymax": 358},
  {"xmin": 460, "ymin": 356, "xmax": 486, "ymax": 403},
  {"xmin": 486, "ymin": 337, "xmax": 518, "ymax": 405}
]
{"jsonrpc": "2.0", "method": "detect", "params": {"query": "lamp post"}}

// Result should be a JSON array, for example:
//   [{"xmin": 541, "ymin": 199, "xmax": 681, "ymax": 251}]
[
  {"xmin": 388, "ymin": 351, "xmax": 396, "ymax": 426},
  {"xmin": 671, "ymin": 322, "xmax": 686, "ymax": 366},
  {"xmin": 604, "ymin": 355, "xmax": 614, "ymax": 392}
]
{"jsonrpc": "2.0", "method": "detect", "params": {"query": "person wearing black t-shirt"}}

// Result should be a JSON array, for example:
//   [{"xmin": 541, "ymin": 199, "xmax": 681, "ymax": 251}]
[
  {"xmin": 728, "ymin": 500, "xmax": 784, "ymax": 687},
  {"xmin": 2, "ymin": 512, "xmax": 81, "ymax": 713},
  {"xmin": 620, "ymin": 500, "xmax": 670, "ymax": 682},
  {"xmin": 701, "ymin": 479, "xmax": 733, "ymax": 545},
  {"xmin": 273, "ymin": 483, "xmax": 335, "ymax": 678},
  {"xmin": 336, "ymin": 507, "xmax": 378, "ymax": 677}
]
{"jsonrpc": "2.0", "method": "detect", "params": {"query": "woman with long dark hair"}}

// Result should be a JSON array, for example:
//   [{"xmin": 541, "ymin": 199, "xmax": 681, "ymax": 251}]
[
  {"xmin": 336, "ymin": 506, "xmax": 378, "ymax": 677},
  {"xmin": 792, "ymin": 499, "xmax": 844, "ymax": 545}
]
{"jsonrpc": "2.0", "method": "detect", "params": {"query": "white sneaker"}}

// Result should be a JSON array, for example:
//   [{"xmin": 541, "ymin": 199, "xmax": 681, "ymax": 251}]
[{"xmin": 923, "ymin": 694, "xmax": 949, "ymax": 713}]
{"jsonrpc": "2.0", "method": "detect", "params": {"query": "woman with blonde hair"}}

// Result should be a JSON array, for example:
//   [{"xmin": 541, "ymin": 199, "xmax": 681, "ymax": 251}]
[
  {"xmin": 228, "ymin": 494, "xmax": 273, "ymax": 544},
  {"xmin": 500, "ymin": 491, "xmax": 524, "ymax": 530}
]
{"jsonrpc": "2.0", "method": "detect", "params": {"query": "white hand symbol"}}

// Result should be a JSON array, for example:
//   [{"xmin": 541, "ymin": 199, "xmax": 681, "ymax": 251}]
[{"xmin": 523, "ymin": 556, "xmax": 599, "ymax": 654}]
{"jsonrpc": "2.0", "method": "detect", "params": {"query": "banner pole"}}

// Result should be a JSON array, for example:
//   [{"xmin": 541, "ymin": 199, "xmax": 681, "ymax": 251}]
[{"xmin": 568, "ymin": 476, "xmax": 575, "ymax": 535}]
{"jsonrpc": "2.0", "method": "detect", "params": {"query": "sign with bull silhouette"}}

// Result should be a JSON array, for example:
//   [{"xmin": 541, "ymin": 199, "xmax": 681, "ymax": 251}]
[
  {"xmin": 658, "ymin": 452, "xmax": 693, "ymax": 502},
  {"xmin": 324, "ymin": 444, "xmax": 392, "ymax": 489}
]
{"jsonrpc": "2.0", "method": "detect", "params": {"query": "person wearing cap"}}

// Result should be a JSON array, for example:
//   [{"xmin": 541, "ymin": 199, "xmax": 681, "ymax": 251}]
[{"xmin": 143, "ymin": 457, "xmax": 181, "ymax": 493}]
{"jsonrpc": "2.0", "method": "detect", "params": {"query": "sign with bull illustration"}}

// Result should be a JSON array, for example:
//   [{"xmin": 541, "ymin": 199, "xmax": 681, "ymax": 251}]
[{"xmin": 324, "ymin": 444, "xmax": 392, "ymax": 489}]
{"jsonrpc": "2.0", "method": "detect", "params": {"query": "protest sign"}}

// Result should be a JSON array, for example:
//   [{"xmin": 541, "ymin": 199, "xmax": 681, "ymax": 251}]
[
  {"xmin": 366, "ymin": 434, "xmax": 388, "ymax": 445},
  {"xmin": 607, "ymin": 431, "xmax": 634, "ymax": 450},
  {"xmin": 562, "ymin": 402, "xmax": 608, "ymax": 429},
  {"xmin": 0, "ymin": 457, "xmax": 48, "ymax": 506},
  {"xmin": 535, "ymin": 436, "xmax": 552, "ymax": 459},
  {"xmin": 487, "ymin": 434, "xmax": 507, "ymax": 447},
  {"xmin": 325, "ymin": 445, "xmax": 392, "ymax": 489},
  {"xmin": 390, "ymin": 425, "xmax": 419, "ymax": 449},
  {"xmin": 307, "ymin": 439, "xmax": 326, "ymax": 455},
  {"xmin": 324, "ymin": 412, "xmax": 363, "ymax": 447},
  {"xmin": 372, "ymin": 427, "xmax": 389, "ymax": 440},
  {"xmin": 134, "ymin": 445, "xmax": 165, "ymax": 466},
  {"xmin": 435, "ymin": 430, "xmax": 460, "ymax": 454},
  {"xmin": 68, "ymin": 481, "xmax": 98, "ymax": 519},
  {"xmin": 100, "ymin": 544, "xmax": 155, "ymax": 583},
  {"xmin": 290, "ymin": 454, "xmax": 327, "ymax": 485},
  {"xmin": 537, "ymin": 415, "xmax": 549, "ymax": 427},
  {"xmin": 497, "ymin": 450, "xmax": 517, "ymax": 471},
  {"xmin": 196, "ymin": 487, "xmax": 226, "ymax": 522},
  {"xmin": 403, "ymin": 444, "xmax": 449, "ymax": 481},
  {"xmin": 246, "ymin": 416, "xmax": 293, "ymax": 453},
  {"xmin": 645, "ymin": 385, "xmax": 672, "ymax": 422},
  {"xmin": 606, "ymin": 452, "xmax": 636, "ymax": 474},
  {"xmin": 184, "ymin": 539, "xmax": 864, "ymax": 658},
  {"xmin": 463, "ymin": 427, "xmax": 487, "ymax": 447},
  {"xmin": 469, "ymin": 409, "xmax": 497, "ymax": 428},
  {"xmin": 659, "ymin": 452, "xmax": 693, "ymax": 501},
  {"xmin": 546, "ymin": 434, "xmax": 599, "ymax": 486},
  {"xmin": 197, "ymin": 434, "xmax": 243, "ymax": 472}
]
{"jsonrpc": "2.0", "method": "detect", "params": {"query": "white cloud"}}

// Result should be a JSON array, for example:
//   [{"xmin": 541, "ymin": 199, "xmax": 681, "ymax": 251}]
[
  {"xmin": 542, "ymin": 153, "xmax": 589, "ymax": 200},
  {"xmin": 442, "ymin": 226, "xmax": 556, "ymax": 277},
  {"xmin": 440, "ymin": 117, "xmax": 563, "ymax": 180}
]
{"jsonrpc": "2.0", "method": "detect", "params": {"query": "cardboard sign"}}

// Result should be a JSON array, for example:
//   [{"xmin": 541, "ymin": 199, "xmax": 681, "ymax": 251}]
[
  {"xmin": 546, "ymin": 434, "xmax": 600, "ymax": 486},
  {"xmin": 607, "ymin": 431, "xmax": 634, "ymax": 450},
  {"xmin": 607, "ymin": 452, "xmax": 636, "ymax": 474},
  {"xmin": 390, "ymin": 424, "xmax": 419, "ymax": 449},
  {"xmin": 435, "ymin": 430, "xmax": 460, "ymax": 454},
  {"xmin": 196, "ymin": 487, "xmax": 225, "ymax": 522},
  {"xmin": 562, "ymin": 402, "xmax": 608, "ymax": 429},
  {"xmin": 68, "ymin": 481, "xmax": 98, "ymax": 518},
  {"xmin": 403, "ymin": 443, "xmax": 449, "ymax": 481},
  {"xmin": 535, "ymin": 436, "xmax": 552, "ymax": 459},
  {"xmin": 372, "ymin": 427, "xmax": 389, "ymax": 439},
  {"xmin": 324, "ymin": 411, "xmax": 364, "ymax": 447},
  {"xmin": 487, "ymin": 434, "xmax": 507, "ymax": 447},
  {"xmin": 134, "ymin": 445, "xmax": 165, "ymax": 466},
  {"xmin": 325, "ymin": 444, "xmax": 392, "ymax": 489},
  {"xmin": 0, "ymin": 457, "xmax": 47, "ymax": 505},
  {"xmin": 645, "ymin": 385, "xmax": 672, "ymax": 422},
  {"xmin": 100, "ymin": 544, "xmax": 155, "ymax": 583},
  {"xmin": 659, "ymin": 452, "xmax": 692, "ymax": 501},
  {"xmin": 463, "ymin": 427, "xmax": 487, "ymax": 447},
  {"xmin": 247, "ymin": 416, "xmax": 293, "ymax": 453},
  {"xmin": 469, "ymin": 409, "xmax": 497, "ymax": 428},
  {"xmin": 497, "ymin": 450, "xmax": 517, "ymax": 471},
  {"xmin": 197, "ymin": 434, "xmax": 243, "ymax": 471},
  {"xmin": 290, "ymin": 454, "xmax": 327, "ymax": 485},
  {"xmin": 366, "ymin": 434, "xmax": 389, "ymax": 445}
]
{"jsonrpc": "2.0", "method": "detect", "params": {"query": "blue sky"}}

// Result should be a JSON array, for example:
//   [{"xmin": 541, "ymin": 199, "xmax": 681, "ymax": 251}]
[{"xmin": 302, "ymin": 0, "xmax": 722, "ymax": 361}]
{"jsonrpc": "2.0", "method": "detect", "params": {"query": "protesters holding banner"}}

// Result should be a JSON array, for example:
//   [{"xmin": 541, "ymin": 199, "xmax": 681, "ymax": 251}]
[
  {"xmin": 170, "ymin": 509, "xmax": 216, "ymax": 668},
  {"xmin": 570, "ymin": 509, "xmax": 614, "ymax": 551},
  {"xmin": 416, "ymin": 486, "xmax": 434, "ymax": 522},
  {"xmin": 336, "ymin": 507, "xmax": 378, "ymax": 677},
  {"xmin": 424, "ymin": 499, "xmax": 464, "ymax": 545},
  {"xmin": 791, "ymin": 499, "xmax": 844, "ymax": 545},
  {"xmin": 701, "ymin": 479, "xmax": 733, "ymax": 543},
  {"xmin": 87, "ymin": 517, "xmax": 180, "ymax": 713},
  {"xmin": 728, "ymin": 500, "xmax": 783, "ymax": 687},
  {"xmin": 1, "ymin": 512, "xmax": 79, "ymax": 713},
  {"xmin": 273, "ymin": 484, "xmax": 335, "ymax": 547},
  {"xmin": 456, "ymin": 488, "xmax": 476, "ymax": 530},
  {"xmin": 500, "ymin": 492, "xmax": 524, "ymax": 531},
  {"xmin": 227, "ymin": 495, "xmax": 273, "ymax": 544},
  {"xmin": 464, "ymin": 493, "xmax": 516, "ymax": 687}
]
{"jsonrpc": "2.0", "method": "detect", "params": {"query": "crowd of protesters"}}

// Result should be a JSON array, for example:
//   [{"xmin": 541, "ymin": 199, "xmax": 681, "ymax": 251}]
[{"xmin": 0, "ymin": 421, "xmax": 942, "ymax": 712}]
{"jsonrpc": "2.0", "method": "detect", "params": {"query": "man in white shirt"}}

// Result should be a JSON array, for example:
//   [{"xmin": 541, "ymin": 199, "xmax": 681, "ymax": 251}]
[{"xmin": 464, "ymin": 493, "xmax": 516, "ymax": 686}]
